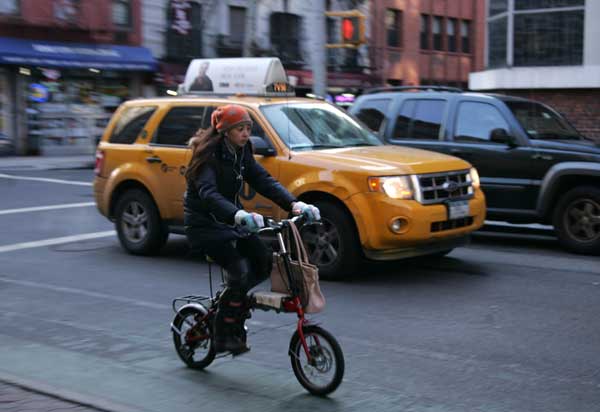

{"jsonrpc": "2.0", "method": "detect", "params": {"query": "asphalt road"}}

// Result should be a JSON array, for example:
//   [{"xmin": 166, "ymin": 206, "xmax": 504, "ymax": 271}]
[{"xmin": 1, "ymin": 169, "xmax": 599, "ymax": 412}]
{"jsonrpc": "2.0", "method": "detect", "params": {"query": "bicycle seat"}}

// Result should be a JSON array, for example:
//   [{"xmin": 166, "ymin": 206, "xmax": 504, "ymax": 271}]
[{"xmin": 252, "ymin": 291, "xmax": 290, "ymax": 311}]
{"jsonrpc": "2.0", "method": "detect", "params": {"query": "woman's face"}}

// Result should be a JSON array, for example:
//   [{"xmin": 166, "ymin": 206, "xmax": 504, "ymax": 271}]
[{"xmin": 225, "ymin": 123, "xmax": 251, "ymax": 148}]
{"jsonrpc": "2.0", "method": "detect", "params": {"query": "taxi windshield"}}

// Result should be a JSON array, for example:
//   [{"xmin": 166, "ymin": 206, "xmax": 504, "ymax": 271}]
[{"xmin": 261, "ymin": 102, "xmax": 381, "ymax": 150}]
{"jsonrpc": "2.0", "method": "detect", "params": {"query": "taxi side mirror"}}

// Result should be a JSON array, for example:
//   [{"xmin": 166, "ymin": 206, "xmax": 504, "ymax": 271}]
[{"xmin": 250, "ymin": 135, "xmax": 276, "ymax": 156}]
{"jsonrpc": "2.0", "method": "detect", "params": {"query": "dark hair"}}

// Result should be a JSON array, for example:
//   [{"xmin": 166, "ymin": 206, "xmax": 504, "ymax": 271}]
[{"xmin": 185, "ymin": 126, "xmax": 222, "ymax": 181}]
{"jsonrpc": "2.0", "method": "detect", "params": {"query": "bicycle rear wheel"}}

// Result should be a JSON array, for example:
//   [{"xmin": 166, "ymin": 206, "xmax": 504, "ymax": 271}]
[
  {"xmin": 289, "ymin": 325, "xmax": 344, "ymax": 396},
  {"xmin": 172, "ymin": 306, "xmax": 215, "ymax": 369}
]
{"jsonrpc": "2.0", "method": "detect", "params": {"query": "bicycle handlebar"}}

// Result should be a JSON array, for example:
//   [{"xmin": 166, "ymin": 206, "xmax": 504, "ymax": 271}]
[{"xmin": 257, "ymin": 215, "xmax": 320, "ymax": 234}]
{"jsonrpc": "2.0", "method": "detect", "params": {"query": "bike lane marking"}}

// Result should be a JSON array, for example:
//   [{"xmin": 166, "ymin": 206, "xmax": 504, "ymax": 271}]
[
  {"xmin": 0, "ymin": 173, "xmax": 92, "ymax": 186},
  {"xmin": 0, "ymin": 230, "xmax": 116, "ymax": 253},
  {"xmin": 0, "ymin": 202, "xmax": 96, "ymax": 215}
]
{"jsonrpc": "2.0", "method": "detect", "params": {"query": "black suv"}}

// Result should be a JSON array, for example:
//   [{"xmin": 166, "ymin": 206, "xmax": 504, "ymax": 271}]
[{"xmin": 349, "ymin": 86, "xmax": 600, "ymax": 255}]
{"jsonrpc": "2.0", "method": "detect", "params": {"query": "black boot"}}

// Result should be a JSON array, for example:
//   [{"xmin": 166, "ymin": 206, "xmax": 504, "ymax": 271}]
[{"xmin": 213, "ymin": 287, "xmax": 250, "ymax": 355}]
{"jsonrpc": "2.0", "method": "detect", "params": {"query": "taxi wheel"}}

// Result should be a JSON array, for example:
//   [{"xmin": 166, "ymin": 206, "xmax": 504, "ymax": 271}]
[
  {"xmin": 300, "ymin": 200, "xmax": 360, "ymax": 280},
  {"xmin": 553, "ymin": 186, "xmax": 600, "ymax": 255},
  {"xmin": 115, "ymin": 189, "xmax": 168, "ymax": 255}
]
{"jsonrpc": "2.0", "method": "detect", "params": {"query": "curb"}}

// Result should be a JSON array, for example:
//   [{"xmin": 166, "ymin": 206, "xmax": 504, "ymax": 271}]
[{"xmin": 0, "ymin": 370, "xmax": 145, "ymax": 412}]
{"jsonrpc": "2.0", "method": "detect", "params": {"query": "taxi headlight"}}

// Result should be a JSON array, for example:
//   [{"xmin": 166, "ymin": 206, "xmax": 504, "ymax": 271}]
[
  {"xmin": 368, "ymin": 176, "xmax": 414, "ymax": 199},
  {"xmin": 469, "ymin": 167, "xmax": 480, "ymax": 189}
]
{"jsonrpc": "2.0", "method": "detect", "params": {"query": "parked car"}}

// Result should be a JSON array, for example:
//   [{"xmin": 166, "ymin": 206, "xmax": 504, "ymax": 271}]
[
  {"xmin": 93, "ymin": 60, "xmax": 486, "ymax": 279},
  {"xmin": 350, "ymin": 86, "xmax": 600, "ymax": 254}
]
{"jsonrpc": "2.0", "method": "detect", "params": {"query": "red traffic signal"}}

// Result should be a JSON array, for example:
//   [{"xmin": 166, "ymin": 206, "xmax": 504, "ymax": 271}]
[{"xmin": 340, "ymin": 16, "xmax": 364, "ymax": 45}]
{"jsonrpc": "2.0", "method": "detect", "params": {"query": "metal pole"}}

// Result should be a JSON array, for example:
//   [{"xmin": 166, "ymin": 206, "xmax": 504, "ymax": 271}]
[{"xmin": 311, "ymin": 0, "xmax": 327, "ymax": 97}]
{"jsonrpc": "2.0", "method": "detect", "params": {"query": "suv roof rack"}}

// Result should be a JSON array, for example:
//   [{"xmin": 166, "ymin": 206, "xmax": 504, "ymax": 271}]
[{"xmin": 364, "ymin": 85, "xmax": 463, "ymax": 94}]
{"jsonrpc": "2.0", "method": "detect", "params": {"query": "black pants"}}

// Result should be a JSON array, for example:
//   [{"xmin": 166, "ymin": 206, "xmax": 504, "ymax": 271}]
[{"xmin": 202, "ymin": 234, "xmax": 272, "ymax": 293}]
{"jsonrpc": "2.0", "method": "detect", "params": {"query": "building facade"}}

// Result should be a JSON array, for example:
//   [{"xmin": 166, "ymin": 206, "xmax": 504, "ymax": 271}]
[
  {"xmin": 470, "ymin": 0, "xmax": 600, "ymax": 139},
  {"xmin": 369, "ymin": 0, "xmax": 485, "ymax": 88},
  {"xmin": 143, "ymin": 0, "xmax": 375, "ymax": 101},
  {"xmin": 0, "ymin": 0, "xmax": 156, "ymax": 155}
]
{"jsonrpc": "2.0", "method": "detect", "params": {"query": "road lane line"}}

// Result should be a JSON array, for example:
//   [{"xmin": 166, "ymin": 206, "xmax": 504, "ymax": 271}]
[
  {"xmin": 0, "ymin": 231, "xmax": 115, "ymax": 253},
  {"xmin": 0, "ymin": 202, "xmax": 96, "ymax": 215},
  {"xmin": 0, "ymin": 173, "xmax": 92, "ymax": 186}
]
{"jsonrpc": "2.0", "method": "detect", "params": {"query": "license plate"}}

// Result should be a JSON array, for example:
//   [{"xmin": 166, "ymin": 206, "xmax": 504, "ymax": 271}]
[{"xmin": 447, "ymin": 200, "xmax": 470, "ymax": 220}]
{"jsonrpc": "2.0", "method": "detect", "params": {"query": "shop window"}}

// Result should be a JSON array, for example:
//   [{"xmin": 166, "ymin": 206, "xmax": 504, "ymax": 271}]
[
  {"xmin": 112, "ymin": 0, "xmax": 131, "ymax": 28},
  {"xmin": 489, "ymin": 0, "xmax": 508, "ymax": 16},
  {"xmin": 166, "ymin": 0, "xmax": 202, "ymax": 62},
  {"xmin": 432, "ymin": 16, "xmax": 443, "ymax": 51},
  {"xmin": 447, "ymin": 18, "xmax": 457, "ymax": 52},
  {"xmin": 515, "ymin": 0, "xmax": 583, "ymax": 10},
  {"xmin": 454, "ymin": 102, "xmax": 510, "ymax": 143},
  {"xmin": 270, "ymin": 12, "xmax": 303, "ymax": 67},
  {"xmin": 393, "ymin": 100, "xmax": 445, "ymax": 140},
  {"xmin": 110, "ymin": 106, "xmax": 157, "ymax": 144},
  {"xmin": 461, "ymin": 21, "xmax": 470, "ymax": 53},
  {"xmin": 488, "ymin": 17, "xmax": 507, "ymax": 68},
  {"xmin": 155, "ymin": 107, "xmax": 205, "ymax": 146},
  {"xmin": 420, "ymin": 14, "xmax": 430, "ymax": 50},
  {"xmin": 355, "ymin": 99, "xmax": 391, "ymax": 133},
  {"xmin": 386, "ymin": 9, "xmax": 402, "ymax": 48},
  {"xmin": 514, "ymin": 10, "xmax": 583, "ymax": 66},
  {"xmin": 0, "ymin": 0, "xmax": 19, "ymax": 15}
]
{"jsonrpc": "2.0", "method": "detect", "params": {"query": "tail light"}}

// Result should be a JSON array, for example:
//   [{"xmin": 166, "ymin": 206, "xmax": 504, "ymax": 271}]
[{"xmin": 94, "ymin": 149, "xmax": 105, "ymax": 176}]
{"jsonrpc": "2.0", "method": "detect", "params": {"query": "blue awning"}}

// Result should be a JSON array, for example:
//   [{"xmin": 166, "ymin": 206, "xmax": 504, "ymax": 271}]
[{"xmin": 0, "ymin": 37, "xmax": 157, "ymax": 71}]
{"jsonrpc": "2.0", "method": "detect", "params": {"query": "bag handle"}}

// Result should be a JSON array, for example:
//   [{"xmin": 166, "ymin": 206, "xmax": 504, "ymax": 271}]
[{"xmin": 288, "ymin": 221, "xmax": 310, "ymax": 264}]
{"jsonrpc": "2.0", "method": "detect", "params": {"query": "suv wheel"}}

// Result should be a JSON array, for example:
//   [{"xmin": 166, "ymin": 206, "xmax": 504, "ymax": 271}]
[
  {"xmin": 115, "ymin": 189, "xmax": 168, "ymax": 255},
  {"xmin": 300, "ymin": 201, "xmax": 360, "ymax": 280},
  {"xmin": 553, "ymin": 186, "xmax": 600, "ymax": 255}
]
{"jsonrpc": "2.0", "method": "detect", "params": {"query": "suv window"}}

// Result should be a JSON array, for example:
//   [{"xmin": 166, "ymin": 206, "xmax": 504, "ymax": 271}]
[
  {"xmin": 109, "ymin": 106, "xmax": 156, "ymax": 144},
  {"xmin": 454, "ymin": 101, "xmax": 510, "ymax": 143},
  {"xmin": 354, "ymin": 98, "xmax": 391, "ymax": 132},
  {"xmin": 393, "ymin": 99, "xmax": 445, "ymax": 140},
  {"xmin": 154, "ymin": 106, "xmax": 205, "ymax": 146}
]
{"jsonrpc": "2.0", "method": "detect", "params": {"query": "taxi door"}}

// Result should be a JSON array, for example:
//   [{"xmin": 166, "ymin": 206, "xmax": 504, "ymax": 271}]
[{"xmin": 146, "ymin": 105, "xmax": 203, "ymax": 221}]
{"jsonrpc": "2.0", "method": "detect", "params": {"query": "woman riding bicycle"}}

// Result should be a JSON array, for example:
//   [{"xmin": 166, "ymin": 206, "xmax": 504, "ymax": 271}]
[{"xmin": 184, "ymin": 104, "xmax": 320, "ymax": 354}]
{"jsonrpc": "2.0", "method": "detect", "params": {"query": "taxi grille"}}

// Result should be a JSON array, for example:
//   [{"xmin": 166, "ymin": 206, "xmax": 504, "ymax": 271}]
[
  {"xmin": 416, "ymin": 170, "xmax": 473, "ymax": 205},
  {"xmin": 431, "ymin": 217, "xmax": 474, "ymax": 232}
]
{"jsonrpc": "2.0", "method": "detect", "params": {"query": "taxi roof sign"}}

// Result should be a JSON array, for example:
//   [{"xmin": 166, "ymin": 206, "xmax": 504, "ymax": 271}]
[{"xmin": 179, "ymin": 57, "xmax": 294, "ymax": 97}]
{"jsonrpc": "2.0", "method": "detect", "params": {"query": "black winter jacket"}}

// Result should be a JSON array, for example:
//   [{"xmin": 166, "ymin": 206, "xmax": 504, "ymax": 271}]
[{"xmin": 184, "ymin": 139, "xmax": 296, "ymax": 246}]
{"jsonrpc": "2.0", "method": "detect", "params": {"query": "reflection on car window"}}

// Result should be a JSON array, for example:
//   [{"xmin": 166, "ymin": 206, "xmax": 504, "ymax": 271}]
[
  {"xmin": 110, "ymin": 106, "xmax": 156, "ymax": 144},
  {"xmin": 155, "ymin": 106, "xmax": 205, "ymax": 146},
  {"xmin": 393, "ymin": 99, "xmax": 445, "ymax": 140},
  {"xmin": 261, "ymin": 103, "xmax": 381, "ymax": 150},
  {"xmin": 355, "ymin": 98, "xmax": 390, "ymax": 132},
  {"xmin": 454, "ymin": 102, "xmax": 509, "ymax": 143},
  {"xmin": 505, "ymin": 101, "xmax": 582, "ymax": 140}
]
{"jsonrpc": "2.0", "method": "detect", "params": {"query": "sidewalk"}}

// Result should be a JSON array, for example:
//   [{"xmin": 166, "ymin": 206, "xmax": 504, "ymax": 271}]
[{"xmin": 0, "ymin": 155, "xmax": 95, "ymax": 171}]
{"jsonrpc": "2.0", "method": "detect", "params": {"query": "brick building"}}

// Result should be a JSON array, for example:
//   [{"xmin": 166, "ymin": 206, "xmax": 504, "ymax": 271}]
[
  {"xmin": 369, "ymin": 0, "xmax": 485, "ymax": 88},
  {"xmin": 470, "ymin": 0, "xmax": 600, "ymax": 140},
  {"xmin": 0, "ymin": 0, "xmax": 156, "ymax": 155}
]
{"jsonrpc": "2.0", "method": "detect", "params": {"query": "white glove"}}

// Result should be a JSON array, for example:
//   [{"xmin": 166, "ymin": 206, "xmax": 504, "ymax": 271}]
[
  {"xmin": 292, "ymin": 201, "xmax": 321, "ymax": 222},
  {"xmin": 234, "ymin": 210, "xmax": 265, "ymax": 233}
]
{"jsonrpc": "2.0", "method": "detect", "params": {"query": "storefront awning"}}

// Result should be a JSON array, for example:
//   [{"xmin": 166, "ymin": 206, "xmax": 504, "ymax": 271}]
[{"xmin": 0, "ymin": 37, "xmax": 157, "ymax": 71}]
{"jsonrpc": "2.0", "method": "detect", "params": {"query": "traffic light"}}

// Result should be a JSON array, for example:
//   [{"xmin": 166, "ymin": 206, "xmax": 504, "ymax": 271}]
[
  {"xmin": 341, "ymin": 16, "xmax": 360, "ymax": 44},
  {"xmin": 326, "ymin": 10, "xmax": 366, "ymax": 48}
]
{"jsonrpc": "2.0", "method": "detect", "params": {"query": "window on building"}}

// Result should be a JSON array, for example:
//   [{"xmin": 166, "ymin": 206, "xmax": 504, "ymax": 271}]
[
  {"xmin": 355, "ymin": 99, "xmax": 391, "ymax": 132},
  {"xmin": 515, "ymin": 0, "xmax": 584, "ymax": 10},
  {"xmin": 461, "ymin": 20, "xmax": 470, "ymax": 53},
  {"xmin": 393, "ymin": 100, "xmax": 446, "ymax": 140},
  {"xmin": 420, "ymin": 14, "xmax": 430, "ymax": 50},
  {"xmin": 386, "ymin": 9, "xmax": 402, "ymax": 48},
  {"xmin": 447, "ymin": 18, "xmax": 457, "ymax": 52},
  {"xmin": 54, "ymin": 0, "xmax": 79, "ymax": 23},
  {"xmin": 229, "ymin": 6, "xmax": 246, "ymax": 48},
  {"xmin": 514, "ymin": 10, "xmax": 583, "ymax": 66},
  {"xmin": 109, "ymin": 106, "xmax": 157, "ymax": 144},
  {"xmin": 454, "ymin": 102, "xmax": 510, "ymax": 143},
  {"xmin": 0, "ymin": 0, "xmax": 19, "ymax": 15},
  {"xmin": 154, "ymin": 107, "xmax": 205, "ymax": 146},
  {"xmin": 489, "ymin": 0, "xmax": 508, "ymax": 16},
  {"xmin": 433, "ymin": 16, "xmax": 443, "ymax": 51},
  {"xmin": 112, "ymin": 0, "xmax": 131, "ymax": 27},
  {"xmin": 270, "ymin": 12, "xmax": 303, "ymax": 67},
  {"xmin": 488, "ymin": 17, "xmax": 507, "ymax": 68},
  {"xmin": 165, "ymin": 1, "xmax": 202, "ymax": 63}
]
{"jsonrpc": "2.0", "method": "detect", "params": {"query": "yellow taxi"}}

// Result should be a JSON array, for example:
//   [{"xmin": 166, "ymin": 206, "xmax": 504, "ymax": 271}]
[{"xmin": 93, "ymin": 58, "xmax": 485, "ymax": 279}]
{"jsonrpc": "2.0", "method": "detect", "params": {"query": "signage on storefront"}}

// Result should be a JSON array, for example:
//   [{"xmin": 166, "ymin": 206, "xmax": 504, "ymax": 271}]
[
  {"xmin": 28, "ymin": 83, "xmax": 49, "ymax": 103},
  {"xmin": 171, "ymin": 0, "xmax": 192, "ymax": 36}
]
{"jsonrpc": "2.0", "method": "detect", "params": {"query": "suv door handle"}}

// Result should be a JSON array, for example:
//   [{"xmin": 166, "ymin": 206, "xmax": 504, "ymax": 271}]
[
  {"xmin": 146, "ymin": 156, "xmax": 162, "ymax": 164},
  {"xmin": 532, "ymin": 153, "xmax": 553, "ymax": 161}
]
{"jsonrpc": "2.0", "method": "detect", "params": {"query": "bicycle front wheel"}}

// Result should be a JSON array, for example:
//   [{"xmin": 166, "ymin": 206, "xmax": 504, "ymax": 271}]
[
  {"xmin": 172, "ymin": 306, "xmax": 215, "ymax": 370},
  {"xmin": 289, "ymin": 325, "xmax": 344, "ymax": 396}
]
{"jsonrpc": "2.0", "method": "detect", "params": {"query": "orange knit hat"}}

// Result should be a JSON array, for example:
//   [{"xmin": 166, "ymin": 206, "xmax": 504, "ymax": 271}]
[{"xmin": 211, "ymin": 104, "xmax": 252, "ymax": 133}]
